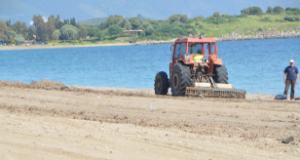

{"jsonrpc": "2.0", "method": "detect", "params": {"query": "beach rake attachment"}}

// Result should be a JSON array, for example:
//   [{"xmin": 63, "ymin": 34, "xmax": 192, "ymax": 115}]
[{"xmin": 185, "ymin": 87, "xmax": 246, "ymax": 99}]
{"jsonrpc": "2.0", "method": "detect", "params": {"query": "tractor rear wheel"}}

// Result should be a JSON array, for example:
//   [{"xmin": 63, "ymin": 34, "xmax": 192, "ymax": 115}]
[
  {"xmin": 213, "ymin": 65, "xmax": 228, "ymax": 84},
  {"xmin": 171, "ymin": 63, "xmax": 192, "ymax": 96},
  {"xmin": 154, "ymin": 71, "xmax": 169, "ymax": 95}
]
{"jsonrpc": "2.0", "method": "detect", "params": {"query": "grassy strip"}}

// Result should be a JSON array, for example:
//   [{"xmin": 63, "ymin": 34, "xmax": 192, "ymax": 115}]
[{"xmin": 194, "ymin": 14, "xmax": 300, "ymax": 37}]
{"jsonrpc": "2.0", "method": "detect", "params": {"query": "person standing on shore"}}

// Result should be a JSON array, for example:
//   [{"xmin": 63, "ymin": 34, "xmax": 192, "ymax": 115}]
[{"xmin": 284, "ymin": 59, "xmax": 299, "ymax": 100}]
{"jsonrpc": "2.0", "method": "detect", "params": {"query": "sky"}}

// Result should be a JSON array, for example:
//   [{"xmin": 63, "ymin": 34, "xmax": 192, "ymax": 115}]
[{"xmin": 0, "ymin": 0, "xmax": 300, "ymax": 25}]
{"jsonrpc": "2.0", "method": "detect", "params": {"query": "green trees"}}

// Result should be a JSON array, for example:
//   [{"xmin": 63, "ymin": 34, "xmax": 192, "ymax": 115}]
[
  {"xmin": 86, "ymin": 26, "xmax": 98, "ymax": 37},
  {"xmin": 129, "ymin": 18, "xmax": 142, "ymax": 29},
  {"xmin": 2, "ymin": 5, "xmax": 300, "ymax": 44},
  {"xmin": 78, "ymin": 25, "xmax": 87, "ymax": 39},
  {"xmin": 0, "ymin": 32, "xmax": 7, "ymax": 42},
  {"xmin": 179, "ymin": 15, "xmax": 188, "ymax": 23},
  {"xmin": 142, "ymin": 22, "xmax": 151, "ymax": 29},
  {"xmin": 100, "ymin": 15, "xmax": 124, "ymax": 29},
  {"xmin": 193, "ymin": 16, "xmax": 204, "ymax": 21},
  {"xmin": 273, "ymin": 6, "xmax": 284, "ymax": 14},
  {"xmin": 204, "ymin": 13, "xmax": 238, "ymax": 25},
  {"xmin": 60, "ymin": 24, "xmax": 78, "ymax": 40},
  {"xmin": 288, "ymin": 7, "xmax": 299, "ymax": 12},
  {"xmin": 11, "ymin": 21, "xmax": 28, "ymax": 38},
  {"xmin": 5, "ymin": 31, "xmax": 19, "ymax": 43},
  {"xmin": 0, "ymin": 21, "xmax": 8, "ymax": 42},
  {"xmin": 96, "ymin": 30, "xmax": 107, "ymax": 40},
  {"xmin": 168, "ymin": 14, "xmax": 189, "ymax": 24},
  {"xmin": 213, "ymin": 12, "xmax": 221, "ymax": 17},
  {"xmin": 285, "ymin": 7, "xmax": 300, "ymax": 15},
  {"xmin": 118, "ymin": 19, "xmax": 127, "ymax": 28},
  {"xmin": 124, "ymin": 22, "xmax": 132, "ymax": 30},
  {"xmin": 52, "ymin": 30, "xmax": 61, "ymax": 40},
  {"xmin": 6, "ymin": 31, "xmax": 17, "ymax": 39},
  {"xmin": 168, "ymin": 14, "xmax": 180, "ymax": 23},
  {"xmin": 241, "ymin": 6, "xmax": 263, "ymax": 15},
  {"xmin": 262, "ymin": 6, "xmax": 297, "ymax": 15},
  {"xmin": 285, "ymin": 7, "xmax": 292, "ymax": 12},
  {"xmin": 5, "ymin": 30, "xmax": 24, "ymax": 43},
  {"xmin": 0, "ymin": 21, "xmax": 9, "ymax": 33},
  {"xmin": 5, "ymin": 19, "xmax": 11, "ymax": 27},
  {"xmin": 36, "ymin": 22, "xmax": 47, "ymax": 41},
  {"xmin": 241, "ymin": 8, "xmax": 250, "ymax": 15},
  {"xmin": 145, "ymin": 26, "xmax": 154, "ymax": 36},
  {"xmin": 46, "ymin": 18, "xmax": 55, "ymax": 40},
  {"xmin": 108, "ymin": 25, "xmax": 122, "ymax": 36},
  {"xmin": 70, "ymin": 17, "xmax": 77, "ymax": 27},
  {"xmin": 266, "ymin": 7, "xmax": 273, "ymax": 14},
  {"xmin": 62, "ymin": 29, "xmax": 78, "ymax": 41},
  {"xmin": 284, "ymin": 17, "xmax": 300, "ymax": 22},
  {"xmin": 27, "ymin": 26, "xmax": 36, "ymax": 40},
  {"xmin": 49, "ymin": 15, "xmax": 64, "ymax": 29},
  {"xmin": 33, "ymin": 15, "xmax": 55, "ymax": 41}
]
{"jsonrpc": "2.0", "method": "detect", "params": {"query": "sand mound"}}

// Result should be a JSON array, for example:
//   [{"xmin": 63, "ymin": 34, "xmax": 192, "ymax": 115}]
[
  {"xmin": 29, "ymin": 79, "xmax": 67, "ymax": 90},
  {"xmin": 0, "ymin": 79, "xmax": 154, "ymax": 97},
  {"xmin": 0, "ymin": 80, "xmax": 279, "ymax": 101},
  {"xmin": 0, "ymin": 81, "xmax": 27, "ymax": 88},
  {"xmin": 0, "ymin": 79, "xmax": 68, "ymax": 90}
]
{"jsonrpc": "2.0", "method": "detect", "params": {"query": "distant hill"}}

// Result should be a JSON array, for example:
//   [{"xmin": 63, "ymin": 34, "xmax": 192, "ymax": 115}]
[
  {"xmin": 79, "ymin": 17, "xmax": 108, "ymax": 26},
  {"xmin": 1, "ymin": 0, "xmax": 299, "ymax": 25}
]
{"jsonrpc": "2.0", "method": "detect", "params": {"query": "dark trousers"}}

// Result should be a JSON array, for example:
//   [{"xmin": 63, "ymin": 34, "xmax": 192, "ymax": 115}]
[{"xmin": 284, "ymin": 80, "xmax": 296, "ymax": 99}]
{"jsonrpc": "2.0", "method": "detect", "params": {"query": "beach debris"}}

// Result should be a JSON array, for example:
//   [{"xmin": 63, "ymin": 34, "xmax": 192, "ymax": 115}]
[
  {"xmin": 237, "ymin": 128, "xmax": 244, "ymax": 132},
  {"xmin": 78, "ymin": 110, "xmax": 85, "ymax": 115},
  {"xmin": 110, "ymin": 151, "xmax": 112, "ymax": 153},
  {"xmin": 149, "ymin": 105, "xmax": 153, "ymax": 110},
  {"xmin": 282, "ymin": 135, "xmax": 294, "ymax": 144},
  {"xmin": 98, "ymin": 96, "xmax": 101, "ymax": 99},
  {"xmin": 275, "ymin": 94, "xmax": 287, "ymax": 100}
]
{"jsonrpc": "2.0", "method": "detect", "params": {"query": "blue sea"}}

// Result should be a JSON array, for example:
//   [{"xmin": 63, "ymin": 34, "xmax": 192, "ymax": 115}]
[{"xmin": 1, "ymin": 38, "xmax": 300, "ymax": 94}]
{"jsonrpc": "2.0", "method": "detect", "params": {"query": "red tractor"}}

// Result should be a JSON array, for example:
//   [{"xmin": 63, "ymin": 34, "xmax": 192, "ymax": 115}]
[{"xmin": 154, "ymin": 37, "xmax": 245, "ymax": 98}]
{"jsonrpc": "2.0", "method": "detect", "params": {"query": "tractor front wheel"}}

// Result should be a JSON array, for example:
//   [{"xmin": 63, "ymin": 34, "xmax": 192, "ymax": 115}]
[
  {"xmin": 171, "ymin": 63, "xmax": 192, "ymax": 96},
  {"xmin": 213, "ymin": 65, "xmax": 228, "ymax": 84},
  {"xmin": 154, "ymin": 71, "xmax": 169, "ymax": 95}
]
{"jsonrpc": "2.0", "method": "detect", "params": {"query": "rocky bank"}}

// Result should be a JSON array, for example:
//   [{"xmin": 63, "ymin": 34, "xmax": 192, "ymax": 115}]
[{"xmin": 134, "ymin": 27, "xmax": 300, "ymax": 45}]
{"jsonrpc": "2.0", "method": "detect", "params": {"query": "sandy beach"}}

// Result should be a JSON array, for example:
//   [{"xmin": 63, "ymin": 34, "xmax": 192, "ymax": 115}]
[
  {"xmin": 0, "ymin": 43, "xmax": 137, "ymax": 50},
  {"xmin": 0, "ymin": 39, "xmax": 174, "ymax": 51},
  {"xmin": 0, "ymin": 80, "xmax": 299, "ymax": 159}
]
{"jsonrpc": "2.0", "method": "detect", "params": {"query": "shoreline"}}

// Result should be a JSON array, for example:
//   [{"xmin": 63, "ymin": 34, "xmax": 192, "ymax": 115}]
[
  {"xmin": 0, "ymin": 43, "xmax": 135, "ymax": 50},
  {"xmin": 1, "ymin": 35, "xmax": 299, "ymax": 51},
  {"xmin": 0, "ymin": 79, "xmax": 295, "ymax": 101}
]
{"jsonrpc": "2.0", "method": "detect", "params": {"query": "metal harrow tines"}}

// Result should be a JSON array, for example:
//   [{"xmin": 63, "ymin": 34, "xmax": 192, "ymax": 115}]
[{"xmin": 186, "ymin": 87, "xmax": 246, "ymax": 99}]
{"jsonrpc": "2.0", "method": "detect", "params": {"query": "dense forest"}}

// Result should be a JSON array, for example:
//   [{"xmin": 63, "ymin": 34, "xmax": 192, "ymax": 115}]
[{"xmin": 0, "ymin": 6, "xmax": 299, "ymax": 44}]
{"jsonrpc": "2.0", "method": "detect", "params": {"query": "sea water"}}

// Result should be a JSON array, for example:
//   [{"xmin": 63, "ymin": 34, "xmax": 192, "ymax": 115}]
[{"xmin": 0, "ymin": 38, "xmax": 300, "ymax": 94}]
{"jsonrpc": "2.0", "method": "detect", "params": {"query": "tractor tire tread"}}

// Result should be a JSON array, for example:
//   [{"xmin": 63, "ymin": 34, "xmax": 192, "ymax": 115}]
[
  {"xmin": 171, "ymin": 63, "xmax": 192, "ymax": 96},
  {"xmin": 154, "ymin": 71, "xmax": 169, "ymax": 95},
  {"xmin": 213, "ymin": 65, "xmax": 229, "ymax": 84}
]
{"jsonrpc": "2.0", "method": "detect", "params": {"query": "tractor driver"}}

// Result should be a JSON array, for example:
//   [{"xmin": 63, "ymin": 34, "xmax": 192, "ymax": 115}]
[
  {"xmin": 197, "ymin": 49, "xmax": 202, "ymax": 54},
  {"xmin": 193, "ymin": 49, "xmax": 204, "ymax": 62}
]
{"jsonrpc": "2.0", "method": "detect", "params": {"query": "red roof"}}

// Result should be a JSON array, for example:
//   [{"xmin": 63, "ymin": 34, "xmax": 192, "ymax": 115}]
[{"xmin": 175, "ymin": 38, "xmax": 216, "ymax": 43}]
